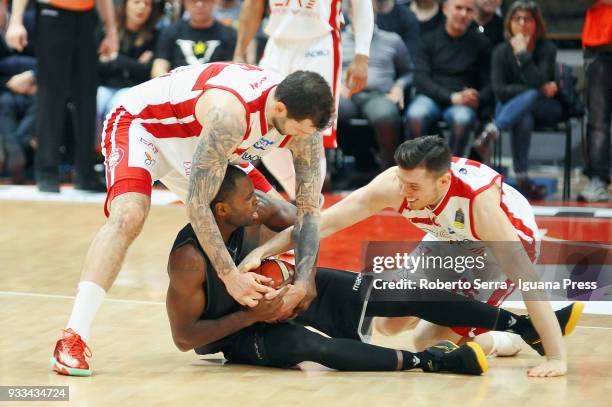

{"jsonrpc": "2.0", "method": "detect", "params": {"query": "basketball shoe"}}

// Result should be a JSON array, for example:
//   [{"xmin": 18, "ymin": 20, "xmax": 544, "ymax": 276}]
[
  {"xmin": 521, "ymin": 302, "xmax": 584, "ymax": 355},
  {"xmin": 421, "ymin": 340, "xmax": 488, "ymax": 375},
  {"xmin": 50, "ymin": 329, "xmax": 92, "ymax": 376}
]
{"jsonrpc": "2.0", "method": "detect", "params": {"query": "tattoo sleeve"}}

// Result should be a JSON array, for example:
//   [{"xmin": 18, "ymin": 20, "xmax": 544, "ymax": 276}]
[
  {"xmin": 186, "ymin": 105, "xmax": 246, "ymax": 279},
  {"xmin": 289, "ymin": 131, "xmax": 323, "ymax": 282}
]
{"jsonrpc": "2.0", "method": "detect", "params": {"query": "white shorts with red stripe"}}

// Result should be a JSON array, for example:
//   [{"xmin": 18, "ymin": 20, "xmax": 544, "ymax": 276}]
[
  {"xmin": 259, "ymin": 32, "xmax": 341, "ymax": 149},
  {"xmin": 101, "ymin": 106, "xmax": 272, "ymax": 217}
]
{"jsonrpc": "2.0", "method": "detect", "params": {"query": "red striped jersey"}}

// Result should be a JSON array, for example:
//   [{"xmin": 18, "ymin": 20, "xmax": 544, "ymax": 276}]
[
  {"xmin": 397, "ymin": 157, "xmax": 540, "ymax": 261},
  {"xmin": 116, "ymin": 62, "xmax": 291, "ymax": 166}
]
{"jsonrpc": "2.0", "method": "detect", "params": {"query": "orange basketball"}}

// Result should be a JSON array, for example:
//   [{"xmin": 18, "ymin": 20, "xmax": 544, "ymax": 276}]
[{"xmin": 255, "ymin": 259, "xmax": 295, "ymax": 289}]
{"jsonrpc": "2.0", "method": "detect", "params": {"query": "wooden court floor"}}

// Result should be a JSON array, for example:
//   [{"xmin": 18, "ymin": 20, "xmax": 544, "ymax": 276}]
[{"xmin": 1, "ymin": 200, "xmax": 612, "ymax": 406}]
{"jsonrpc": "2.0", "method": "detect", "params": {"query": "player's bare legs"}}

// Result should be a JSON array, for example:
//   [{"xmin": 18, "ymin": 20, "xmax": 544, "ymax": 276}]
[
  {"xmin": 376, "ymin": 317, "xmax": 520, "ymax": 356},
  {"xmin": 51, "ymin": 192, "xmax": 150, "ymax": 376},
  {"xmin": 80, "ymin": 192, "xmax": 151, "ymax": 289},
  {"xmin": 374, "ymin": 316, "xmax": 420, "ymax": 336},
  {"xmin": 412, "ymin": 320, "xmax": 464, "ymax": 351}
]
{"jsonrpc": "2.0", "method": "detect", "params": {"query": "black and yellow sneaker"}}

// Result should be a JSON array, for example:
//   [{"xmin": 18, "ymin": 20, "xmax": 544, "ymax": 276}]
[
  {"xmin": 421, "ymin": 340, "xmax": 488, "ymax": 376},
  {"xmin": 521, "ymin": 302, "xmax": 584, "ymax": 355}
]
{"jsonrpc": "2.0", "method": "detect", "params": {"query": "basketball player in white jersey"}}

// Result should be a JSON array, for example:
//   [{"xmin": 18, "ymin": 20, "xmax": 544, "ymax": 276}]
[
  {"xmin": 50, "ymin": 62, "xmax": 334, "ymax": 376},
  {"xmin": 233, "ymin": 0, "xmax": 374, "ymax": 199},
  {"xmin": 240, "ymin": 136, "xmax": 573, "ymax": 377}
]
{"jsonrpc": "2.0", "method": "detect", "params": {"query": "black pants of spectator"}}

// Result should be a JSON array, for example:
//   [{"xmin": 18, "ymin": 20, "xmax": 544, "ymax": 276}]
[
  {"xmin": 583, "ymin": 48, "xmax": 612, "ymax": 185},
  {"xmin": 0, "ymin": 91, "xmax": 36, "ymax": 147},
  {"xmin": 339, "ymin": 91, "xmax": 403, "ymax": 169},
  {"xmin": 34, "ymin": 5, "xmax": 98, "ymax": 186}
]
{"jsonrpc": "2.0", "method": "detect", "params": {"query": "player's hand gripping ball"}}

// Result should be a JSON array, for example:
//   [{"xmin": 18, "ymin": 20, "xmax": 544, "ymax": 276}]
[{"xmin": 254, "ymin": 259, "xmax": 295, "ymax": 289}]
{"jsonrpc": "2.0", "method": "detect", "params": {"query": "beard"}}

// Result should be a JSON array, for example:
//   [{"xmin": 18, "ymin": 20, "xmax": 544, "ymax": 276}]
[{"xmin": 272, "ymin": 116, "xmax": 287, "ymax": 135}]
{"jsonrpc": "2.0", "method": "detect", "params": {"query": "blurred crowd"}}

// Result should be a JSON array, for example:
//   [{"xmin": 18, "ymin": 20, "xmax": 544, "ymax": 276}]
[{"xmin": 0, "ymin": 0, "xmax": 609, "ymax": 201}]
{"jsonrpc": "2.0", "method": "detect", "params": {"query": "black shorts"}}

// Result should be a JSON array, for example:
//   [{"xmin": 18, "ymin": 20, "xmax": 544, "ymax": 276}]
[{"xmin": 202, "ymin": 268, "xmax": 373, "ymax": 366}]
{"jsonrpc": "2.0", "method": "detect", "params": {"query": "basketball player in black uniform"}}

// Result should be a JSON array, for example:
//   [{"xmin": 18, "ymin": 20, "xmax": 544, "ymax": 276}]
[{"xmin": 165, "ymin": 166, "xmax": 581, "ymax": 374}]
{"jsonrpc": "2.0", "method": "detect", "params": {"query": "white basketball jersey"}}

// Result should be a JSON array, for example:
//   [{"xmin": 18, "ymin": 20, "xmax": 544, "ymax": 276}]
[
  {"xmin": 265, "ymin": 0, "xmax": 342, "ymax": 41},
  {"xmin": 117, "ymin": 62, "xmax": 291, "ymax": 165},
  {"xmin": 397, "ymin": 157, "xmax": 540, "ymax": 261}
]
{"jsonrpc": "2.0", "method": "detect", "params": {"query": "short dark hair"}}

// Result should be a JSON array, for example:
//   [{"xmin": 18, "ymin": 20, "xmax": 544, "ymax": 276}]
[
  {"xmin": 394, "ymin": 136, "xmax": 452, "ymax": 175},
  {"xmin": 275, "ymin": 71, "xmax": 334, "ymax": 131},
  {"xmin": 210, "ymin": 166, "xmax": 248, "ymax": 210}
]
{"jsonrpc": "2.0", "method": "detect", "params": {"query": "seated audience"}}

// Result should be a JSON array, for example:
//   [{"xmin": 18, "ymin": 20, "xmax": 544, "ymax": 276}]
[
  {"xmin": 409, "ymin": 0, "xmax": 445, "ymax": 36},
  {"xmin": 213, "ymin": 0, "xmax": 241, "ymax": 29},
  {"xmin": 152, "ymin": 0, "xmax": 236, "ymax": 77},
  {"xmin": 97, "ymin": 0, "xmax": 161, "ymax": 129},
  {"xmin": 0, "ymin": 5, "xmax": 36, "ymax": 183},
  {"xmin": 476, "ymin": 0, "xmax": 561, "ymax": 201},
  {"xmin": 470, "ymin": 0, "xmax": 504, "ymax": 47},
  {"xmin": 404, "ymin": 0, "xmax": 492, "ymax": 156},
  {"xmin": 375, "ymin": 0, "xmax": 421, "ymax": 57},
  {"xmin": 339, "ymin": 21, "xmax": 413, "ymax": 170}
]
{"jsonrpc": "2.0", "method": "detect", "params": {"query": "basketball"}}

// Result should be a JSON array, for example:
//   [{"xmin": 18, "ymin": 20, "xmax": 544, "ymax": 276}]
[{"xmin": 255, "ymin": 259, "xmax": 295, "ymax": 289}]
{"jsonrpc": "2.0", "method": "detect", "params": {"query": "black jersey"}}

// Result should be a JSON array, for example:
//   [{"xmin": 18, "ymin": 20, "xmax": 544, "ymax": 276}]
[{"xmin": 169, "ymin": 224, "xmax": 373, "ymax": 356}]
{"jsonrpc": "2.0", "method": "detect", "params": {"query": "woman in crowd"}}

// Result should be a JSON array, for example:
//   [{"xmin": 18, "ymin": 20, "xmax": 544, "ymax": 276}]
[
  {"xmin": 97, "ymin": 0, "xmax": 161, "ymax": 129},
  {"xmin": 477, "ymin": 0, "xmax": 562, "ymax": 201}
]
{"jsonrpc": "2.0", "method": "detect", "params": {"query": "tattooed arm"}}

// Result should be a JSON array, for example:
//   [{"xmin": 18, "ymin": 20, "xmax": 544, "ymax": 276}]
[
  {"xmin": 279, "ymin": 131, "xmax": 324, "ymax": 315},
  {"xmin": 188, "ymin": 89, "xmax": 273, "ymax": 307}
]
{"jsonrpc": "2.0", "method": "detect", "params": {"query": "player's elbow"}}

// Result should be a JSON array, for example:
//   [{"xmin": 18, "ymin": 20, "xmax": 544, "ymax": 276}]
[{"xmin": 172, "ymin": 332, "xmax": 195, "ymax": 352}]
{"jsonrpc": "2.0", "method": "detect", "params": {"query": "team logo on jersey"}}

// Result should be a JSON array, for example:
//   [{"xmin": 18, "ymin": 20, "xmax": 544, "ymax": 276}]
[
  {"xmin": 107, "ymin": 148, "xmax": 124, "ymax": 170},
  {"xmin": 305, "ymin": 49, "xmax": 330, "ymax": 58},
  {"xmin": 252, "ymin": 138, "xmax": 275, "ymax": 151},
  {"xmin": 139, "ymin": 137, "xmax": 158, "ymax": 154},
  {"xmin": 144, "ymin": 151, "xmax": 156, "ymax": 166},
  {"xmin": 459, "ymin": 168, "xmax": 468, "ymax": 175},
  {"xmin": 242, "ymin": 152, "xmax": 262, "ymax": 161},
  {"xmin": 454, "ymin": 208, "xmax": 465, "ymax": 229}
]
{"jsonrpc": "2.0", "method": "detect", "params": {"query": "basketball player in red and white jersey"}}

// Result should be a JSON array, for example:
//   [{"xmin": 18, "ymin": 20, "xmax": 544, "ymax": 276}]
[
  {"xmin": 241, "ymin": 136, "xmax": 573, "ymax": 377},
  {"xmin": 50, "ymin": 62, "xmax": 334, "ymax": 376},
  {"xmin": 233, "ymin": 0, "xmax": 374, "ymax": 199}
]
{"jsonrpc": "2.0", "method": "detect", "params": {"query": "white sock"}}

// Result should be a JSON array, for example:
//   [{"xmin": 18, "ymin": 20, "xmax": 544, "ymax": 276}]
[
  {"xmin": 66, "ymin": 281, "xmax": 106, "ymax": 342},
  {"xmin": 487, "ymin": 331, "xmax": 523, "ymax": 357}
]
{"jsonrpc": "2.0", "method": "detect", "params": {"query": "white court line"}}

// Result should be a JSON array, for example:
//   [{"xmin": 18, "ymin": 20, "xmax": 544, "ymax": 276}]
[
  {"xmin": 1, "ymin": 290, "xmax": 611, "ymax": 330},
  {"xmin": 575, "ymin": 326, "xmax": 612, "ymax": 330},
  {"xmin": 0, "ymin": 290, "xmax": 163, "ymax": 305}
]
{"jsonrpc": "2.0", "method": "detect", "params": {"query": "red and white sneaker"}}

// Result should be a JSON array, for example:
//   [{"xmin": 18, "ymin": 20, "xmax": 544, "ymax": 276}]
[{"xmin": 50, "ymin": 329, "xmax": 92, "ymax": 376}]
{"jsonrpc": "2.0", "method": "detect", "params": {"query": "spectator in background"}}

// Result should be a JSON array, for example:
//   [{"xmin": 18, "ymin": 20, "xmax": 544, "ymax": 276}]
[
  {"xmin": 213, "ymin": 0, "xmax": 241, "ymax": 29},
  {"xmin": 476, "ymin": 0, "xmax": 561, "ymax": 201},
  {"xmin": 404, "ymin": 0, "xmax": 492, "ymax": 156},
  {"xmin": 97, "ymin": 0, "xmax": 161, "ymax": 132},
  {"xmin": 0, "ymin": 0, "xmax": 6, "ymax": 32},
  {"xmin": 409, "ymin": 0, "xmax": 445, "ymax": 36},
  {"xmin": 578, "ymin": 0, "xmax": 611, "ymax": 202},
  {"xmin": 0, "ymin": 4, "xmax": 36, "ymax": 184},
  {"xmin": 6, "ymin": 0, "xmax": 118, "ymax": 192},
  {"xmin": 375, "ymin": 0, "xmax": 421, "ymax": 57},
  {"xmin": 213, "ymin": 0, "xmax": 258, "ymax": 65},
  {"xmin": 151, "ymin": 0, "xmax": 236, "ymax": 77},
  {"xmin": 470, "ymin": 0, "xmax": 503, "ymax": 47},
  {"xmin": 338, "ymin": 19, "xmax": 413, "ymax": 169}
]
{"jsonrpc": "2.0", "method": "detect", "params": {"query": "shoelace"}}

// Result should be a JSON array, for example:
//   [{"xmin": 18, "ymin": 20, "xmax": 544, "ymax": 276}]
[{"xmin": 63, "ymin": 331, "xmax": 92, "ymax": 358}]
